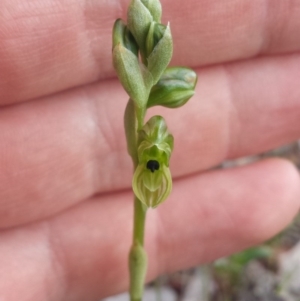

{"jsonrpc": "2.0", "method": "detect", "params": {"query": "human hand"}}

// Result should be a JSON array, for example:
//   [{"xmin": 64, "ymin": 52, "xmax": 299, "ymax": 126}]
[{"xmin": 0, "ymin": 0, "xmax": 300, "ymax": 300}]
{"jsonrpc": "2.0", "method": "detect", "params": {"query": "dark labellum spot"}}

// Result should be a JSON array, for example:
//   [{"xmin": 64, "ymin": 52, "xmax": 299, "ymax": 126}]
[{"xmin": 146, "ymin": 160, "xmax": 160, "ymax": 173}]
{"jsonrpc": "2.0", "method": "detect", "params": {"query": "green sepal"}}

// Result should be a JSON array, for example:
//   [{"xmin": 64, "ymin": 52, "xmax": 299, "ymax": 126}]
[
  {"xmin": 138, "ymin": 116, "xmax": 173, "ymax": 166},
  {"xmin": 138, "ymin": 142, "xmax": 172, "ymax": 167},
  {"xmin": 127, "ymin": 0, "xmax": 153, "ymax": 57},
  {"xmin": 147, "ymin": 67, "xmax": 198, "ymax": 108},
  {"xmin": 147, "ymin": 24, "xmax": 173, "ymax": 84},
  {"xmin": 141, "ymin": 0, "xmax": 162, "ymax": 22}
]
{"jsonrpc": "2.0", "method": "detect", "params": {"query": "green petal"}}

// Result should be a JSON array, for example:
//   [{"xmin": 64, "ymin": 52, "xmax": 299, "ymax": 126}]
[
  {"xmin": 133, "ymin": 164, "xmax": 172, "ymax": 208},
  {"xmin": 143, "ymin": 168, "xmax": 163, "ymax": 192}
]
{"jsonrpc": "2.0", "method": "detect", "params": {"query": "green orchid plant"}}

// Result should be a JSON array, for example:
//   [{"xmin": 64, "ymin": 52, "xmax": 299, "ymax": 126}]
[{"xmin": 112, "ymin": 0, "xmax": 197, "ymax": 300}]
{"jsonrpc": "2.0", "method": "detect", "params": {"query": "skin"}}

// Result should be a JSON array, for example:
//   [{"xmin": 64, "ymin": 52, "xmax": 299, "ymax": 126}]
[{"xmin": 0, "ymin": 0, "xmax": 300, "ymax": 300}]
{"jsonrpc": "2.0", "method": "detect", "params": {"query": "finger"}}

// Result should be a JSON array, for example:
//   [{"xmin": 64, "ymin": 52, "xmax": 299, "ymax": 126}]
[
  {"xmin": 0, "ymin": 53, "xmax": 300, "ymax": 228},
  {"xmin": 1, "ymin": 0, "xmax": 300, "ymax": 104},
  {"xmin": 0, "ymin": 159, "xmax": 299, "ymax": 300}
]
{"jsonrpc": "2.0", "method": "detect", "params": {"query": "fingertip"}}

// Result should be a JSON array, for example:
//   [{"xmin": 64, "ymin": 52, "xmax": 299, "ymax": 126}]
[{"xmin": 234, "ymin": 158, "xmax": 300, "ymax": 246}]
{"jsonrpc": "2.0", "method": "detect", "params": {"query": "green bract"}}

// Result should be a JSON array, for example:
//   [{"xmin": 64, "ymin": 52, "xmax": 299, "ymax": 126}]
[
  {"xmin": 147, "ymin": 24, "xmax": 173, "ymax": 84},
  {"xmin": 141, "ymin": 0, "xmax": 162, "ymax": 22},
  {"xmin": 112, "ymin": 19, "xmax": 153, "ymax": 112},
  {"xmin": 127, "ymin": 0, "xmax": 153, "ymax": 57},
  {"xmin": 113, "ymin": 19, "xmax": 138, "ymax": 56},
  {"xmin": 145, "ymin": 22, "xmax": 166, "ymax": 58},
  {"xmin": 132, "ymin": 116, "xmax": 173, "ymax": 208},
  {"xmin": 147, "ymin": 67, "xmax": 198, "ymax": 108}
]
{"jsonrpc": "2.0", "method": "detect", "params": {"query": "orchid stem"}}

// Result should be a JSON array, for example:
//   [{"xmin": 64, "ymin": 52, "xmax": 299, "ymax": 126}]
[
  {"xmin": 125, "ymin": 99, "xmax": 148, "ymax": 301},
  {"xmin": 133, "ymin": 196, "xmax": 147, "ymax": 246}
]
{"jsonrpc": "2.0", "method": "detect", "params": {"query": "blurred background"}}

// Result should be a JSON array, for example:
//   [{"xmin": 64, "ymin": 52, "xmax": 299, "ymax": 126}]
[{"xmin": 104, "ymin": 141, "xmax": 300, "ymax": 301}]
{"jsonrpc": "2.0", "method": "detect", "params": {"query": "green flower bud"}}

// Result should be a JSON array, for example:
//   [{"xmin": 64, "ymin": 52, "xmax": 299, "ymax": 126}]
[
  {"xmin": 145, "ymin": 22, "xmax": 166, "ymax": 58},
  {"xmin": 141, "ymin": 0, "xmax": 162, "ymax": 22},
  {"xmin": 127, "ymin": 0, "xmax": 153, "ymax": 56},
  {"xmin": 147, "ymin": 67, "xmax": 198, "ymax": 108},
  {"xmin": 147, "ymin": 24, "xmax": 173, "ymax": 84},
  {"xmin": 132, "ymin": 116, "xmax": 173, "ymax": 208}
]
